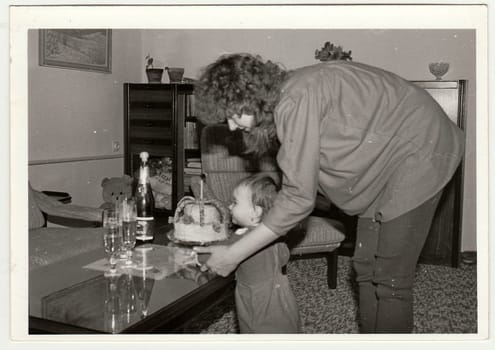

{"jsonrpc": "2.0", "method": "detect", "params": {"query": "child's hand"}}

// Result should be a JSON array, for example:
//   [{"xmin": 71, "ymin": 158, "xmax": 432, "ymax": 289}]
[{"xmin": 193, "ymin": 245, "xmax": 240, "ymax": 277}]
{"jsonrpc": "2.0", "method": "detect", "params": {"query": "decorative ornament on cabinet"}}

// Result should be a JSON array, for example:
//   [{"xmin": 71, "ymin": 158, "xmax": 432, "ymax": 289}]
[
  {"xmin": 429, "ymin": 62, "xmax": 450, "ymax": 81},
  {"xmin": 145, "ymin": 54, "xmax": 164, "ymax": 83}
]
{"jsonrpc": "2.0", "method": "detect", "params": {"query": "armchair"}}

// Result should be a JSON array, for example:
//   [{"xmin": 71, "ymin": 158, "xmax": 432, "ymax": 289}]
[
  {"xmin": 28, "ymin": 183, "xmax": 104, "ymax": 270},
  {"xmin": 195, "ymin": 125, "xmax": 346, "ymax": 288}
]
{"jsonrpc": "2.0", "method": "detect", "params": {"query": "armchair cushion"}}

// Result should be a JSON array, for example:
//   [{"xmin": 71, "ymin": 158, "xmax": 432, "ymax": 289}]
[
  {"xmin": 287, "ymin": 217, "xmax": 345, "ymax": 254},
  {"xmin": 29, "ymin": 227, "xmax": 104, "ymax": 270}
]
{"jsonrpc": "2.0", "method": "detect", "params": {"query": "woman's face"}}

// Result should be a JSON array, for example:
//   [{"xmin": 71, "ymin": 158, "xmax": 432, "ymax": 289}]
[{"xmin": 227, "ymin": 113, "xmax": 255, "ymax": 132}]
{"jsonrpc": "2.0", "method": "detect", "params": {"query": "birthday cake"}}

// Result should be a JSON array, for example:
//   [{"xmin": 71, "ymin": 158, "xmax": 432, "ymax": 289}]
[{"xmin": 172, "ymin": 196, "xmax": 230, "ymax": 244}]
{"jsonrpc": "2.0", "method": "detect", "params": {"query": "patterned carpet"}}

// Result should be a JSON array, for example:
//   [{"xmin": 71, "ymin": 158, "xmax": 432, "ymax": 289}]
[{"xmin": 184, "ymin": 255, "xmax": 477, "ymax": 334}]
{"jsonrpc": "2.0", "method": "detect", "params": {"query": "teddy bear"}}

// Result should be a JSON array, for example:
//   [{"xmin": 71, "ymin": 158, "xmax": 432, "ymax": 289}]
[{"xmin": 100, "ymin": 175, "xmax": 134, "ymax": 209}]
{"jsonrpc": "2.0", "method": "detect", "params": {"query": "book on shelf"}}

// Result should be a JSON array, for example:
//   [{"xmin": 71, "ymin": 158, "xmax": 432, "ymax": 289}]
[
  {"xmin": 186, "ymin": 161, "xmax": 201, "ymax": 168},
  {"xmin": 186, "ymin": 95, "xmax": 195, "ymax": 117},
  {"xmin": 184, "ymin": 167, "xmax": 202, "ymax": 175},
  {"xmin": 184, "ymin": 121, "xmax": 199, "ymax": 149},
  {"xmin": 186, "ymin": 157, "xmax": 202, "ymax": 169}
]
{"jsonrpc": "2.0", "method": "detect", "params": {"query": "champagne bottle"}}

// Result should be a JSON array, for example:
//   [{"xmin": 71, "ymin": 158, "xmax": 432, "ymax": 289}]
[{"xmin": 134, "ymin": 151, "xmax": 155, "ymax": 244}]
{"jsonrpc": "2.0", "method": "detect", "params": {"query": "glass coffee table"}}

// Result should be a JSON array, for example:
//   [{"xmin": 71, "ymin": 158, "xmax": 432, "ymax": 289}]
[{"xmin": 29, "ymin": 226, "xmax": 234, "ymax": 334}]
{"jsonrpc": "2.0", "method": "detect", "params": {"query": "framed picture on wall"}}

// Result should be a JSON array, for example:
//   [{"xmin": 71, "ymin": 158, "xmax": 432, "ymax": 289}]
[{"xmin": 39, "ymin": 29, "xmax": 112, "ymax": 73}]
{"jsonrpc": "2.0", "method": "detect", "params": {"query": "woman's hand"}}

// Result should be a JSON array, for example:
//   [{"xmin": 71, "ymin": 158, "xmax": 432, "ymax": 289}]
[
  {"xmin": 193, "ymin": 245, "xmax": 240, "ymax": 277},
  {"xmin": 193, "ymin": 223, "xmax": 280, "ymax": 277}
]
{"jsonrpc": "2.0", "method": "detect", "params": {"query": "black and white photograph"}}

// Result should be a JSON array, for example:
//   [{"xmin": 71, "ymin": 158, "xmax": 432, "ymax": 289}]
[{"xmin": 5, "ymin": 1, "xmax": 492, "ymax": 348}]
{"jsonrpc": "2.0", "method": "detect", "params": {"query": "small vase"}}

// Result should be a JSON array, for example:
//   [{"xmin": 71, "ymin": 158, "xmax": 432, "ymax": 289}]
[
  {"xmin": 428, "ymin": 62, "xmax": 450, "ymax": 81},
  {"xmin": 165, "ymin": 67, "xmax": 184, "ymax": 83},
  {"xmin": 146, "ymin": 68, "xmax": 164, "ymax": 83}
]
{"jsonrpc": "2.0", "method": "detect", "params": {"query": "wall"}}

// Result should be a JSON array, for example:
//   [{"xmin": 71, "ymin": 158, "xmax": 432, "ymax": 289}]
[
  {"xmin": 141, "ymin": 29, "xmax": 476, "ymax": 251},
  {"xmin": 28, "ymin": 29, "xmax": 142, "ymax": 207}
]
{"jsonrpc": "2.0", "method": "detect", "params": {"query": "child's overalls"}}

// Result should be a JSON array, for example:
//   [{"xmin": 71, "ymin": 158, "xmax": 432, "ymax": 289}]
[{"xmin": 234, "ymin": 240, "xmax": 301, "ymax": 333}]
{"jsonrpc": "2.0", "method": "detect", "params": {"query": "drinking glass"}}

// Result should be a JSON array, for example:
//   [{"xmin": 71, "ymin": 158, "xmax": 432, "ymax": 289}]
[
  {"xmin": 121, "ymin": 197, "xmax": 137, "ymax": 267},
  {"xmin": 102, "ymin": 207, "xmax": 123, "ymax": 277}
]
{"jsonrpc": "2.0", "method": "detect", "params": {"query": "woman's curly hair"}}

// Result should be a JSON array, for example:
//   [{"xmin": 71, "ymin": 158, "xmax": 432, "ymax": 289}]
[{"xmin": 194, "ymin": 53, "xmax": 288, "ymax": 157}]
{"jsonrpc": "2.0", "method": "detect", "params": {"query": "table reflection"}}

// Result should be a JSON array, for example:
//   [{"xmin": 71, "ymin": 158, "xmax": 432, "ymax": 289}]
[
  {"xmin": 132, "ymin": 268, "xmax": 155, "ymax": 318},
  {"xmin": 119, "ymin": 273, "xmax": 137, "ymax": 323}
]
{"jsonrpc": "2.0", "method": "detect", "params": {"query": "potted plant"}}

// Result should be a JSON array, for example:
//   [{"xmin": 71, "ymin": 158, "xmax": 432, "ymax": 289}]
[
  {"xmin": 145, "ymin": 54, "xmax": 164, "ymax": 83},
  {"xmin": 315, "ymin": 41, "xmax": 353, "ymax": 61},
  {"xmin": 165, "ymin": 67, "xmax": 185, "ymax": 83}
]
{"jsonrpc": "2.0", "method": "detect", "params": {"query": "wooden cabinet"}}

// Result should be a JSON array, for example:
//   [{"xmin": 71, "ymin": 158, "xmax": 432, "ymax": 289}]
[
  {"xmin": 123, "ymin": 83, "xmax": 199, "ymax": 217},
  {"xmin": 414, "ymin": 80, "xmax": 467, "ymax": 267}
]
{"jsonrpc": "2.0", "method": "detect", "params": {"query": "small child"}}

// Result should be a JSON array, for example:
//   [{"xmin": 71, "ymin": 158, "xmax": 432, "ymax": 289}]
[{"xmin": 229, "ymin": 174, "xmax": 301, "ymax": 333}]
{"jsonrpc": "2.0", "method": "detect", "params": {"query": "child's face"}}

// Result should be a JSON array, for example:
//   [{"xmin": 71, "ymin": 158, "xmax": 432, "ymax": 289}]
[{"xmin": 229, "ymin": 184, "xmax": 258, "ymax": 227}]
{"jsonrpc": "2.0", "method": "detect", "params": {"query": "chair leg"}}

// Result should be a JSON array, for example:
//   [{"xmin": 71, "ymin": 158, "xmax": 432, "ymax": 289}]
[{"xmin": 326, "ymin": 251, "xmax": 339, "ymax": 289}]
